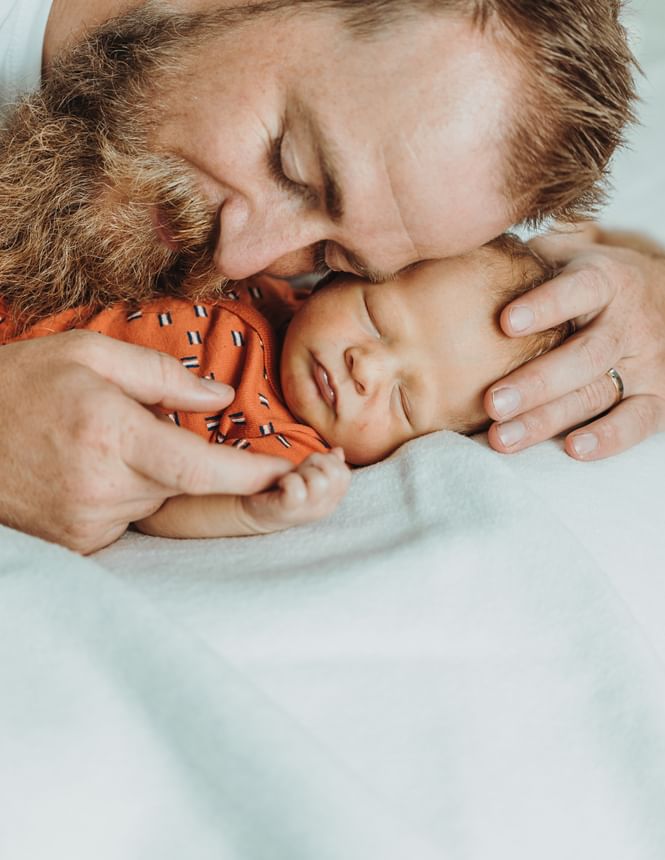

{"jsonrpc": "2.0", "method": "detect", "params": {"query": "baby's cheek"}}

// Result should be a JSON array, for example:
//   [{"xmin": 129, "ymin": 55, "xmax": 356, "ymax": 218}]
[{"xmin": 333, "ymin": 418, "xmax": 404, "ymax": 467}]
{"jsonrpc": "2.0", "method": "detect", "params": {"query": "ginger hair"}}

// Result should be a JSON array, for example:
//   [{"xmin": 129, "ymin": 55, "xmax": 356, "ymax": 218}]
[
  {"xmin": 452, "ymin": 233, "xmax": 573, "ymax": 435},
  {"xmin": 266, "ymin": 0, "xmax": 639, "ymax": 225}
]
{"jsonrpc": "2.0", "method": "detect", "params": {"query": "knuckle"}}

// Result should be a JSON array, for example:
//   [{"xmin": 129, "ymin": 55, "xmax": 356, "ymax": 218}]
[
  {"xmin": 524, "ymin": 366, "xmax": 549, "ymax": 402},
  {"xmin": 59, "ymin": 329, "xmax": 106, "ymax": 363},
  {"xmin": 575, "ymin": 380, "xmax": 610, "ymax": 417},
  {"xmin": 153, "ymin": 349, "xmax": 184, "ymax": 388},
  {"xmin": 575, "ymin": 260, "xmax": 609, "ymax": 305},
  {"xmin": 607, "ymin": 253, "xmax": 638, "ymax": 291},
  {"xmin": 58, "ymin": 511, "xmax": 101, "ymax": 553},
  {"xmin": 173, "ymin": 457, "xmax": 213, "ymax": 495},
  {"xmin": 521, "ymin": 410, "xmax": 548, "ymax": 442},
  {"xmin": 301, "ymin": 469, "xmax": 319, "ymax": 488},
  {"xmin": 590, "ymin": 251, "xmax": 638, "ymax": 298},
  {"xmin": 594, "ymin": 400, "xmax": 654, "ymax": 452},
  {"xmin": 595, "ymin": 419, "xmax": 620, "ymax": 450},
  {"xmin": 52, "ymin": 361, "xmax": 94, "ymax": 401},
  {"xmin": 631, "ymin": 399, "xmax": 658, "ymax": 438},
  {"xmin": 576, "ymin": 334, "xmax": 614, "ymax": 378},
  {"xmin": 69, "ymin": 400, "xmax": 111, "ymax": 451}
]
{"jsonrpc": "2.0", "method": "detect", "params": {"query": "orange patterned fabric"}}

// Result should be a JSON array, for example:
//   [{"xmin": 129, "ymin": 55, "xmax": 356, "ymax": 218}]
[{"xmin": 0, "ymin": 277, "xmax": 328, "ymax": 464}]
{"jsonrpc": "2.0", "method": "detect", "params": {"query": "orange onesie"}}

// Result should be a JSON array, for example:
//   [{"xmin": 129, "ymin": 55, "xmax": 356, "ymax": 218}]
[{"xmin": 0, "ymin": 277, "xmax": 328, "ymax": 465}]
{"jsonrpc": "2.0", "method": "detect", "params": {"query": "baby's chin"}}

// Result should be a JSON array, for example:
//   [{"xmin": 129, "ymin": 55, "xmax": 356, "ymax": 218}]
[
  {"xmin": 280, "ymin": 340, "xmax": 407, "ymax": 466},
  {"xmin": 325, "ymin": 430, "xmax": 401, "ymax": 467},
  {"xmin": 281, "ymin": 379, "xmax": 385, "ymax": 466}
]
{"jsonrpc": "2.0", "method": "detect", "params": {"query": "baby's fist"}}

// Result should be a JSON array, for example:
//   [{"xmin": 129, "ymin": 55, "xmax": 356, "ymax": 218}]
[{"xmin": 242, "ymin": 449, "xmax": 350, "ymax": 533}]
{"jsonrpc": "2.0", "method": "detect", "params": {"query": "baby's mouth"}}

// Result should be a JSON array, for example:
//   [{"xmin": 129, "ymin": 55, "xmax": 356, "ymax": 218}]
[{"xmin": 314, "ymin": 361, "xmax": 337, "ymax": 412}]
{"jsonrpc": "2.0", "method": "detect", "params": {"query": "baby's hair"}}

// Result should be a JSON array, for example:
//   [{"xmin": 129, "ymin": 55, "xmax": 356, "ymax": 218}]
[
  {"xmin": 453, "ymin": 233, "xmax": 573, "ymax": 436},
  {"xmin": 486, "ymin": 233, "xmax": 573, "ymax": 361}
]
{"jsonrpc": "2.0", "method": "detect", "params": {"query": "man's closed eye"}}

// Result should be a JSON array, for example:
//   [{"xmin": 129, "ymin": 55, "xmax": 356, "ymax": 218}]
[{"xmin": 269, "ymin": 130, "xmax": 319, "ymax": 207}]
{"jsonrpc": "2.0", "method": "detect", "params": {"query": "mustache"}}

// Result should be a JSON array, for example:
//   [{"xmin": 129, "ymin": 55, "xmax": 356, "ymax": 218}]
[
  {"xmin": 0, "ymin": 113, "xmax": 229, "ymax": 331},
  {"xmin": 0, "ymin": 2, "xmax": 236, "ymax": 333}
]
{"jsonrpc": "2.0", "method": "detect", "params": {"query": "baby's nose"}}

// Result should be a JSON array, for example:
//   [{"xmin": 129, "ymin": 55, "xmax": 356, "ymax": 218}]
[{"xmin": 345, "ymin": 345, "xmax": 385, "ymax": 395}]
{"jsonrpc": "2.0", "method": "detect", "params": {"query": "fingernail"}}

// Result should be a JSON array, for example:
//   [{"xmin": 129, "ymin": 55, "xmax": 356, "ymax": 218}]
[
  {"xmin": 199, "ymin": 378, "xmax": 234, "ymax": 397},
  {"xmin": 571, "ymin": 433, "xmax": 598, "ymax": 457},
  {"xmin": 496, "ymin": 420, "xmax": 526, "ymax": 448},
  {"xmin": 509, "ymin": 306, "xmax": 535, "ymax": 333},
  {"xmin": 492, "ymin": 386, "xmax": 522, "ymax": 418}
]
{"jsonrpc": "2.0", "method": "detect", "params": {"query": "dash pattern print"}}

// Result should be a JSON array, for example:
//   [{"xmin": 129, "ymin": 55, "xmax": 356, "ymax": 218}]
[{"xmin": 0, "ymin": 277, "xmax": 328, "ymax": 465}]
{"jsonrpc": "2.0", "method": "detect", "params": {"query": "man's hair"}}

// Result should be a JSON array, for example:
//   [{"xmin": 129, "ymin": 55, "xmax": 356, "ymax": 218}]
[{"xmin": 244, "ymin": 0, "xmax": 638, "ymax": 227}]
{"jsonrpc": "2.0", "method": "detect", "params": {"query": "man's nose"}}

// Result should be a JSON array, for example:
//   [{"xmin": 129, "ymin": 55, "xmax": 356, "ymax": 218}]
[
  {"xmin": 345, "ymin": 344, "xmax": 388, "ymax": 396},
  {"xmin": 214, "ymin": 191, "xmax": 327, "ymax": 280}
]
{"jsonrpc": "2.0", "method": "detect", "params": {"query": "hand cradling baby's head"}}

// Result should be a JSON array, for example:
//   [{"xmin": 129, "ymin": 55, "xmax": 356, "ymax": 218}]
[{"xmin": 280, "ymin": 235, "xmax": 570, "ymax": 465}]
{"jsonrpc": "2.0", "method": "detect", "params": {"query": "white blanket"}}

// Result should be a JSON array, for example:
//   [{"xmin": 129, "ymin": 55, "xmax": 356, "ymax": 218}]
[{"xmin": 1, "ymin": 1, "xmax": 664, "ymax": 858}]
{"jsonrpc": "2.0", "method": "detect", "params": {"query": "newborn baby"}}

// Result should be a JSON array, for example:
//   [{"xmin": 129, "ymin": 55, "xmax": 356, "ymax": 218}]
[
  {"xmin": 281, "ymin": 235, "xmax": 568, "ymax": 464},
  {"xmin": 0, "ymin": 234, "xmax": 569, "ymax": 538}
]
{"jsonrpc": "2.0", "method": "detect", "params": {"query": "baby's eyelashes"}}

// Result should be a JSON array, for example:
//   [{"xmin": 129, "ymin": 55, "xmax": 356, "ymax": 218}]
[{"xmin": 398, "ymin": 386, "xmax": 413, "ymax": 427}]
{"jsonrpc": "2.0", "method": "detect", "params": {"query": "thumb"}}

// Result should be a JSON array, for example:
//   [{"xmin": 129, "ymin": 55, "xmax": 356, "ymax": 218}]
[{"xmin": 63, "ymin": 331, "xmax": 235, "ymax": 412}]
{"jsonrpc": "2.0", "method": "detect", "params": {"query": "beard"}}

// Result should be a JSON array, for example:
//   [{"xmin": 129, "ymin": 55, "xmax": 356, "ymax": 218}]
[{"xmin": 0, "ymin": 2, "xmax": 241, "ymax": 331}]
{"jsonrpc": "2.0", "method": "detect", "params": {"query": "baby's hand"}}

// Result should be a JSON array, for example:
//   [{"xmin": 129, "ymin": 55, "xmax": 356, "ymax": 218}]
[{"xmin": 240, "ymin": 449, "xmax": 350, "ymax": 534}]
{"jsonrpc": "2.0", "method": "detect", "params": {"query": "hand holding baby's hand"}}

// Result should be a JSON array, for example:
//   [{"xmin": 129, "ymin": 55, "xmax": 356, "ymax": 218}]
[{"xmin": 241, "ymin": 449, "xmax": 351, "ymax": 533}]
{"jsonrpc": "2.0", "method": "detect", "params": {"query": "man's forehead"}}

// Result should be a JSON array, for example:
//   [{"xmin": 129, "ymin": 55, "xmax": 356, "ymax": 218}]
[
  {"xmin": 385, "ymin": 126, "xmax": 512, "ymax": 260},
  {"xmin": 295, "ymin": 18, "xmax": 518, "ymax": 270},
  {"xmin": 334, "ymin": 117, "xmax": 512, "ymax": 272}
]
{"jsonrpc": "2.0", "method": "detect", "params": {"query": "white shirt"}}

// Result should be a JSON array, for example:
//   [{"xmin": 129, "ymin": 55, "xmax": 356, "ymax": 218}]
[{"xmin": 0, "ymin": 0, "xmax": 52, "ymax": 117}]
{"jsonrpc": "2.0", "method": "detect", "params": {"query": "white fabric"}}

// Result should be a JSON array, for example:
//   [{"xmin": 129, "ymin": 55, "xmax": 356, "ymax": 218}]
[
  {"xmin": 0, "ymin": 0, "xmax": 52, "ymax": 115},
  {"xmin": 0, "ymin": 1, "xmax": 664, "ymax": 858}
]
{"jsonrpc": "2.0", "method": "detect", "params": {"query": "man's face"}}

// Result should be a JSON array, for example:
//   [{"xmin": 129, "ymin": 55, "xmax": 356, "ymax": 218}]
[
  {"xmin": 152, "ymin": 5, "xmax": 518, "ymax": 281},
  {"xmin": 0, "ymin": 2, "xmax": 519, "ymax": 327}
]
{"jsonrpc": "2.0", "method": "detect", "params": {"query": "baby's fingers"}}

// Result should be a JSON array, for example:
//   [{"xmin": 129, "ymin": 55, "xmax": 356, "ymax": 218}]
[
  {"xmin": 278, "ymin": 471, "xmax": 309, "ymax": 509},
  {"xmin": 302, "ymin": 452, "xmax": 350, "ymax": 494},
  {"xmin": 279, "ymin": 451, "xmax": 350, "ymax": 509}
]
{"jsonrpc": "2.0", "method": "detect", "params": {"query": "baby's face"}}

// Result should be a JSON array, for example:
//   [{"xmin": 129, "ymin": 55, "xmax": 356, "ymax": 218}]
[{"xmin": 281, "ymin": 253, "xmax": 521, "ymax": 465}]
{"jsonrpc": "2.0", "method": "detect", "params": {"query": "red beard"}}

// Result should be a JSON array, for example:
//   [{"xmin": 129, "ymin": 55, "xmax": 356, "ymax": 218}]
[{"xmin": 0, "ymin": 4, "xmax": 232, "ymax": 331}]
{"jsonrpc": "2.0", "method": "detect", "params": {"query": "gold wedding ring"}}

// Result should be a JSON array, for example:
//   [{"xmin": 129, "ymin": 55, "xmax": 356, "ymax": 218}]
[{"xmin": 607, "ymin": 367, "xmax": 625, "ymax": 406}]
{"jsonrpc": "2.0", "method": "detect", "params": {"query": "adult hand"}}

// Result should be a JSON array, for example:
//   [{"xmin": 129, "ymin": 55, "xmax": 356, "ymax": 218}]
[
  {"xmin": 484, "ymin": 226, "xmax": 665, "ymax": 460},
  {"xmin": 0, "ymin": 331, "xmax": 292, "ymax": 553}
]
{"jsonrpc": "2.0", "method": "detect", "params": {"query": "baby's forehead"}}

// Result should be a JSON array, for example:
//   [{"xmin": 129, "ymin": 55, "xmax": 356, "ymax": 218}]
[
  {"xmin": 406, "ymin": 242, "xmax": 547, "ymax": 307},
  {"xmin": 386, "ymin": 251, "xmax": 506, "ymax": 312}
]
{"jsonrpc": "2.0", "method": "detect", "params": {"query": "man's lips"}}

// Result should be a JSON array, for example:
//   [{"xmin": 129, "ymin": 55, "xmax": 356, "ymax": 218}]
[
  {"xmin": 314, "ymin": 361, "xmax": 337, "ymax": 412},
  {"xmin": 150, "ymin": 206, "xmax": 180, "ymax": 252}
]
